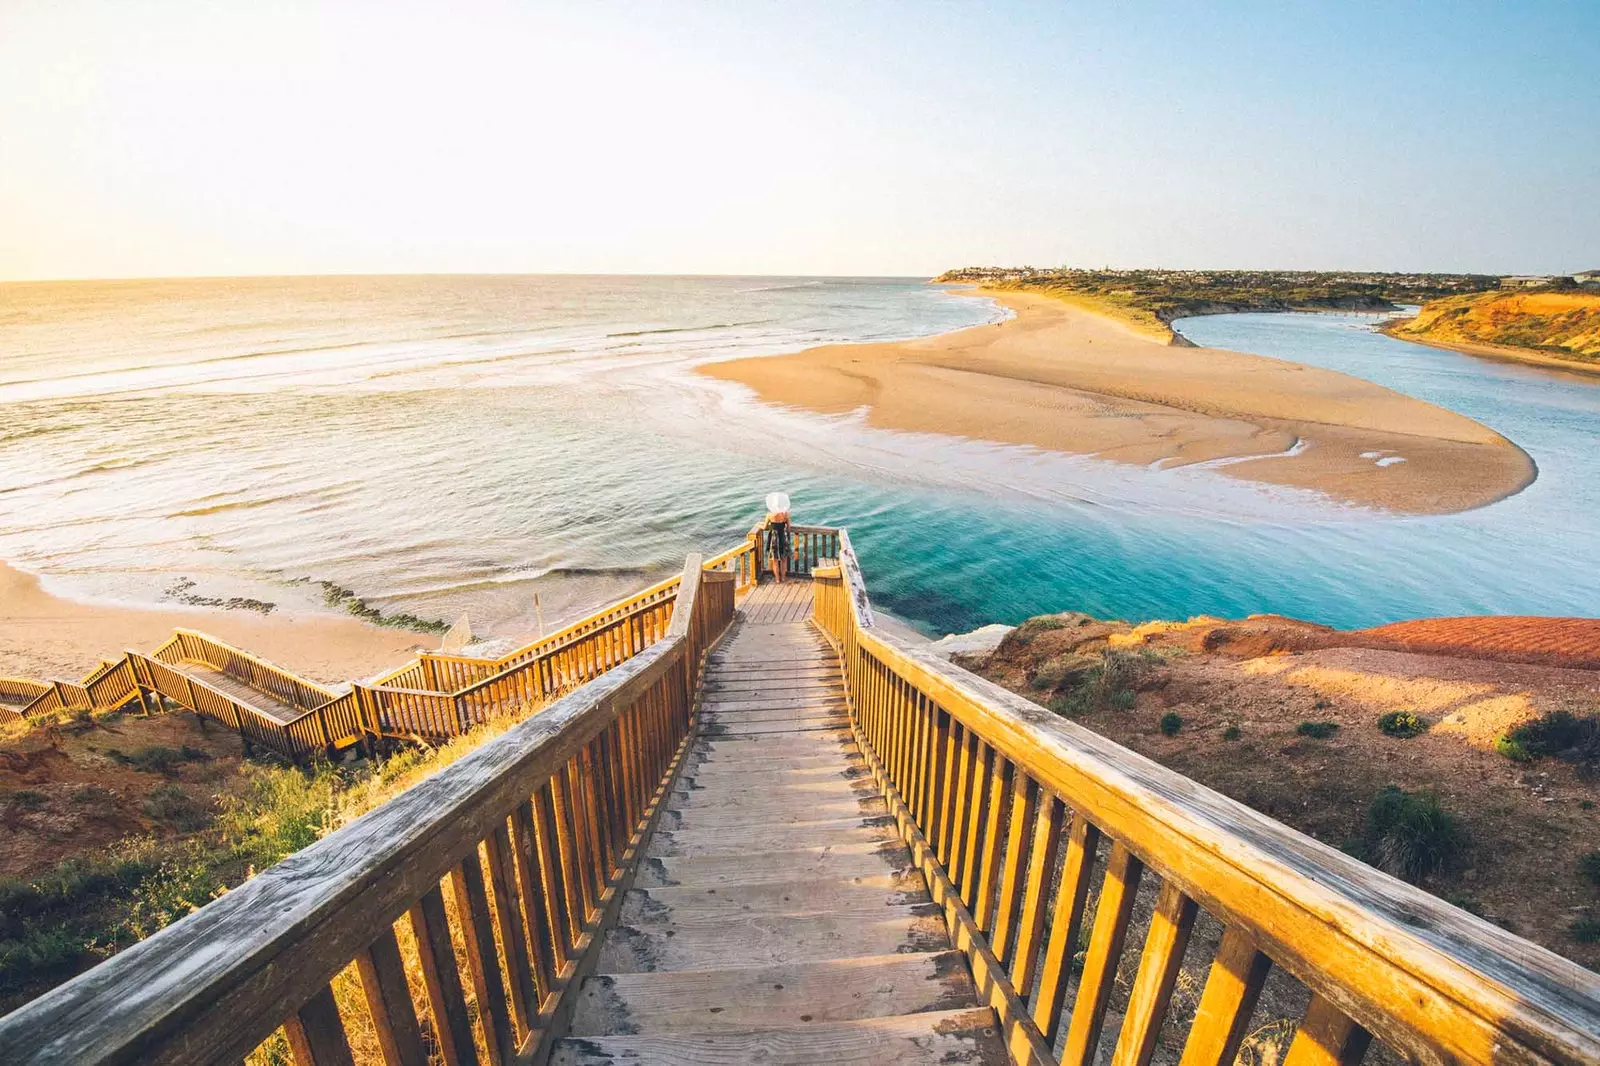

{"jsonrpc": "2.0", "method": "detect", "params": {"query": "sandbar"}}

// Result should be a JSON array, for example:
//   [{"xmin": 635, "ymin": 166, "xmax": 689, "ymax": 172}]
[{"xmin": 700, "ymin": 290, "xmax": 1535, "ymax": 514}]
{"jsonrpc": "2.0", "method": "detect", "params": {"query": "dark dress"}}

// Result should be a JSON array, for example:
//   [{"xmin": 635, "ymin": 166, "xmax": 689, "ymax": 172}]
[{"xmin": 769, "ymin": 519, "xmax": 792, "ymax": 567}]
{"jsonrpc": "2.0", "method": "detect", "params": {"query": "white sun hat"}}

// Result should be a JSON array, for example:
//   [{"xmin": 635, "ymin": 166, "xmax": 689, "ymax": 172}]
[{"xmin": 765, "ymin": 491, "xmax": 791, "ymax": 514}]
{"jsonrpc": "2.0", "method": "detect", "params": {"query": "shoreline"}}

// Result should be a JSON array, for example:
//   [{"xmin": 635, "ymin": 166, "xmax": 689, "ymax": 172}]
[
  {"xmin": 1378, "ymin": 318, "xmax": 1600, "ymax": 379},
  {"xmin": 700, "ymin": 288, "xmax": 1537, "ymax": 515},
  {"xmin": 0, "ymin": 562, "xmax": 428, "ymax": 686}
]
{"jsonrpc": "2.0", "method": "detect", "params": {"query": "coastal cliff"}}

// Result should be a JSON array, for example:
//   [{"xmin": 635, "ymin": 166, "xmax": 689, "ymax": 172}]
[{"xmin": 1385, "ymin": 289, "xmax": 1600, "ymax": 372}]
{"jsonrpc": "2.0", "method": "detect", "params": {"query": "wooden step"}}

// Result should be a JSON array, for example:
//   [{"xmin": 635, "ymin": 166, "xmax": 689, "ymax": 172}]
[
  {"xmin": 702, "ymin": 706, "xmax": 850, "ymax": 725},
  {"xmin": 660, "ymin": 796, "xmax": 886, "ymax": 829},
  {"xmin": 550, "ymin": 1006, "xmax": 1007, "ymax": 1064},
  {"xmin": 682, "ymin": 746, "xmax": 866, "ymax": 771},
  {"xmin": 701, "ymin": 718, "xmax": 850, "ymax": 738},
  {"xmin": 637, "ymin": 842, "xmax": 913, "ymax": 889},
  {"xmin": 568, "ymin": 951, "xmax": 976, "ymax": 1034},
  {"xmin": 596, "ymin": 904, "xmax": 948, "ymax": 971},
  {"xmin": 647, "ymin": 817, "xmax": 897, "ymax": 857},
  {"xmin": 620, "ymin": 874, "xmax": 928, "ymax": 923}
]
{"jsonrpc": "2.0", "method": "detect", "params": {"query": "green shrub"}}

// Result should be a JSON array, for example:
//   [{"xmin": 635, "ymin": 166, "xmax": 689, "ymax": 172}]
[
  {"xmin": 1572, "ymin": 914, "xmax": 1600, "ymax": 944},
  {"xmin": 5, "ymin": 789, "xmax": 47, "ymax": 811},
  {"xmin": 1159, "ymin": 712, "xmax": 1183, "ymax": 737},
  {"xmin": 1494, "ymin": 734, "xmax": 1532, "ymax": 762},
  {"xmin": 1296, "ymin": 721, "xmax": 1339, "ymax": 740},
  {"xmin": 1445, "ymin": 893, "xmax": 1484, "ymax": 917},
  {"xmin": 1364, "ymin": 786, "xmax": 1465, "ymax": 882},
  {"xmin": 217, "ymin": 762, "xmax": 343, "ymax": 871},
  {"xmin": 141, "ymin": 784, "xmax": 213, "ymax": 831},
  {"xmin": 1580, "ymin": 851, "xmax": 1600, "ymax": 888},
  {"xmin": 1041, "ymin": 648, "xmax": 1159, "ymax": 718},
  {"xmin": 1505, "ymin": 710, "xmax": 1600, "ymax": 766},
  {"xmin": 107, "ymin": 744, "xmax": 210, "ymax": 775},
  {"xmin": 1313, "ymin": 697, "xmax": 1332, "ymax": 710},
  {"xmin": 1583, "ymin": 800, "xmax": 1596, "ymax": 811},
  {"xmin": 1222, "ymin": 725, "xmax": 1242, "ymax": 741},
  {"xmin": 1377, "ymin": 711, "xmax": 1427, "ymax": 738}
]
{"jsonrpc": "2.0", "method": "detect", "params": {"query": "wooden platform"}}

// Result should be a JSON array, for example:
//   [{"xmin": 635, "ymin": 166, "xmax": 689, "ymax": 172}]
[
  {"xmin": 737, "ymin": 578, "xmax": 816, "ymax": 625},
  {"xmin": 179, "ymin": 663, "xmax": 300, "ymax": 724},
  {"xmin": 554, "ymin": 591, "xmax": 1007, "ymax": 1064}
]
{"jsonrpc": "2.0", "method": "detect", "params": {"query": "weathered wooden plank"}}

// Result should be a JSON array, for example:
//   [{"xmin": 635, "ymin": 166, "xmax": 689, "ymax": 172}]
[
  {"xmin": 619, "ymin": 875, "xmax": 927, "ymax": 922},
  {"xmin": 569, "ymin": 951, "xmax": 977, "ymax": 1034},
  {"xmin": 1028, "ymin": 812, "xmax": 1098, "ymax": 1035},
  {"xmin": 551, "ymin": 1006, "xmax": 1007, "ymax": 1065},
  {"xmin": 450, "ymin": 856, "xmax": 515, "ymax": 1066},
  {"xmin": 647, "ymin": 817, "xmax": 897, "ymax": 857},
  {"xmin": 635, "ymin": 841, "xmax": 915, "ymax": 889},
  {"xmin": 596, "ymin": 905, "xmax": 950, "ymax": 972}
]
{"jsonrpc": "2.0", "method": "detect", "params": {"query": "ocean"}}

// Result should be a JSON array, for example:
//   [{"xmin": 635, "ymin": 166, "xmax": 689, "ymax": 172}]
[{"xmin": 1, "ymin": 274, "xmax": 1596, "ymax": 638}]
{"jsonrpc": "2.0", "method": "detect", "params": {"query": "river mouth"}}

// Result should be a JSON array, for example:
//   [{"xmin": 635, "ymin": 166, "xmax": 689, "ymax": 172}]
[{"xmin": 2, "ymin": 277, "xmax": 1596, "ymax": 639}]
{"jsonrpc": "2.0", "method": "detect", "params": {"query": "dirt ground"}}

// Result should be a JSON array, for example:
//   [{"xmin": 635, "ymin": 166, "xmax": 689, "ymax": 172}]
[
  {"xmin": 969, "ymin": 613, "xmax": 1600, "ymax": 973},
  {"xmin": 0, "ymin": 708, "xmax": 250, "ymax": 882}
]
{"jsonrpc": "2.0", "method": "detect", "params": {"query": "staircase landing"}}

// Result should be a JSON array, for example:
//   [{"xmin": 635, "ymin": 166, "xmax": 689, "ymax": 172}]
[{"xmin": 553, "ymin": 587, "xmax": 1007, "ymax": 1064}]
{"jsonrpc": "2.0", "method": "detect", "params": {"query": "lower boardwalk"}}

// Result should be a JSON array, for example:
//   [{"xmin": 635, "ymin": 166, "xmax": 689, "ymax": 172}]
[{"xmin": 555, "ymin": 589, "xmax": 1007, "ymax": 1064}]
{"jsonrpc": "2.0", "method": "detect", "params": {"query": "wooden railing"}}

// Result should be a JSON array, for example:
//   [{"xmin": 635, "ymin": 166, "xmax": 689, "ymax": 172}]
[
  {"xmin": 0, "ymin": 676, "xmax": 52, "ymax": 723},
  {"xmin": 812, "ymin": 529, "xmax": 1600, "ymax": 1066},
  {"xmin": 0, "ymin": 552, "xmax": 735, "ymax": 1066},
  {"xmin": 155, "ymin": 630, "xmax": 340, "ymax": 712},
  {"xmin": 0, "ymin": 532, "xmax": 759, "ymax": 761}
]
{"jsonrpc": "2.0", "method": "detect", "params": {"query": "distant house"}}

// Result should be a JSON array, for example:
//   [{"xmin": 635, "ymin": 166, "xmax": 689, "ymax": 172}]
[
  {"xmin": 1574, "ymin": 270, "xmax": 1600, "ymax": 287},
  {"xmin": 1500, "ymin": 275, "xmax": 1556, "ymax": 289}
]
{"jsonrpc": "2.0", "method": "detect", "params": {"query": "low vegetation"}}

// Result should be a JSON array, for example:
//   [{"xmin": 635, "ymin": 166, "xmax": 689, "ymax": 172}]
[
  {"xmin": 934, "ymin": 266, "xmax": 1497, "ymax": 337},
  {"xmin": 971, "ymin": 609, "xmax": 1600, "ymax": 968},
  {"xmin": 1295, "ymin": 721, "xmax": 1339, "ymax": 740},
  {"xmin": 1377, "ymin": 710, "xmax": 1428, "ymax": 738},
  {"xmin": 0, "ymin": 705, "xmax": 524, "ymax": 1015},
  {"xmin": 1388, "ymin": 289, "xmax": 1600, "ymax": 364},
  {"xmin": 1346, "ymin": 786, "xmax": 1466, "ymax": 884},
  {"xmin": 1496, "ymin": 709, "xmax": 1600, "ymax": 772}
]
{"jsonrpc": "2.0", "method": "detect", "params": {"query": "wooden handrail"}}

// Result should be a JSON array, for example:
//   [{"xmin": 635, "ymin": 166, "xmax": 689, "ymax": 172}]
[
  {"xmin": 0, "ymin": 551, "xmax": 735, "ymax": 1065},
  {"xmin": 811, "ymin": 529, "xmax": 1600, "ymax": 1066}
]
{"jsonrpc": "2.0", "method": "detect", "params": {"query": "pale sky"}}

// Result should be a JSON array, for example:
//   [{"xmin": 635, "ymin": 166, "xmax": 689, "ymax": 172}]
[{"xmin": 2, "ymin": 1, "xmax": 1596, "ymax": 281}]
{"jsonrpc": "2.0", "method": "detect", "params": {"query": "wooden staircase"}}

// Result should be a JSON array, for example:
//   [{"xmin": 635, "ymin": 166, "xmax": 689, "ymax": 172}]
[{"xmin": 554, "ymin": 583, "xmax": 1008, "ymax": 1064}]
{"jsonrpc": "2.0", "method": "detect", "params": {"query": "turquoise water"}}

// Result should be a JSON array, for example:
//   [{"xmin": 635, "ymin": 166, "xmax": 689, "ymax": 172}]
[{"xmin": 2, "ymin": 276, "xmax": 1596, "ymax": 638}]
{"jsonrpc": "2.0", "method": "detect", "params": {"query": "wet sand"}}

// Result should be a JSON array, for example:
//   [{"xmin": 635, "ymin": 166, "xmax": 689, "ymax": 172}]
[
  {"xmin": 0, "ymin": 562, "xmax": 427, "ymax": 686},
  {"xmin": 700, "ymin": 290, "xmax": 1535, "ymax": 514}
]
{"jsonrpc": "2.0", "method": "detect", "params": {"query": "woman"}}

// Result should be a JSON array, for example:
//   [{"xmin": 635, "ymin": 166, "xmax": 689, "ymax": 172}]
[{"xmin": 765, "ymin": 491, "xmax": 792, "ymax": 585}]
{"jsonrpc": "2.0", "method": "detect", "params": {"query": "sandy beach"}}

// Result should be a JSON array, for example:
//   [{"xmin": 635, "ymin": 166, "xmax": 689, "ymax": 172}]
[
  {"xmin": 701, "ymin": 290, "xmax": 1536, "ymax": 514},
  {"xmin": 0, "ymin": 563, "xmax": 428, "ymax": 687}
]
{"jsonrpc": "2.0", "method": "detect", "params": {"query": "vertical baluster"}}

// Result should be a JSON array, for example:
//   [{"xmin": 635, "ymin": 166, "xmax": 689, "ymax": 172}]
[
  {"xmin": 410, "ymin": 886, "xmax": 480, "ymax": 1066},
  {"xmin": 450, "ymin": 853, "xmax": 515, "ymax": 1066},
  {"xmin": 283, "ymin": 984, "xmax": 355, "ymax": 1066},
  {"xmin": 556, "ymin": 763, "xmax": 597, "ymax": 924},
  {"xmin": 958, "ymin": 741, "xmax": 996, "ymax": 902},
  {"xmin": 972, "ymin": 754, "xmax": 1014, "ymax": 931},
  {"xmin": 512, "ymin": 799, "xmax": 560, "ymax": 1001},
  {"xmin": 1178, "ymin": 928, "xmax": 1273, "ymax": 1066},
  {"xmin": 926, "ymin": 707, "xmax": 952, "ymax": 850},
  {"xmin": 1059, "ymin": 841, "xmax": 1146, "ymax": 1063},
  {"xmin": 534, "ymin": 781, "xmax": 580, "ymax": 961},
  {"xmin": 357, "ymin": 927, "xmax": 429, "ymax": 1066},
  {"xmin": 484, "ymin": 824, "xmax": 538, "ymax": 1041},
  {"xmin": 947, "ymin": 729, "xmax": 980, "ymax": 884},
  {"xmin": 1112, "ymin": 880, "xmax": 1201, "ymax": 1066},
  {"xmin": 1282, "ymin": 996, "xmax": 1372, "ymax": 1066},
  {"xmin": 990, "ymin": 771, "xmax": 1038, "ymax": 964},
  {"xmin": 1026, "ymin": 809, "xmax": 1094, "ymax": 1028},
  {"xmin": 937, "ymin": 717, "xmax": 963, "ymax": 864}
]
